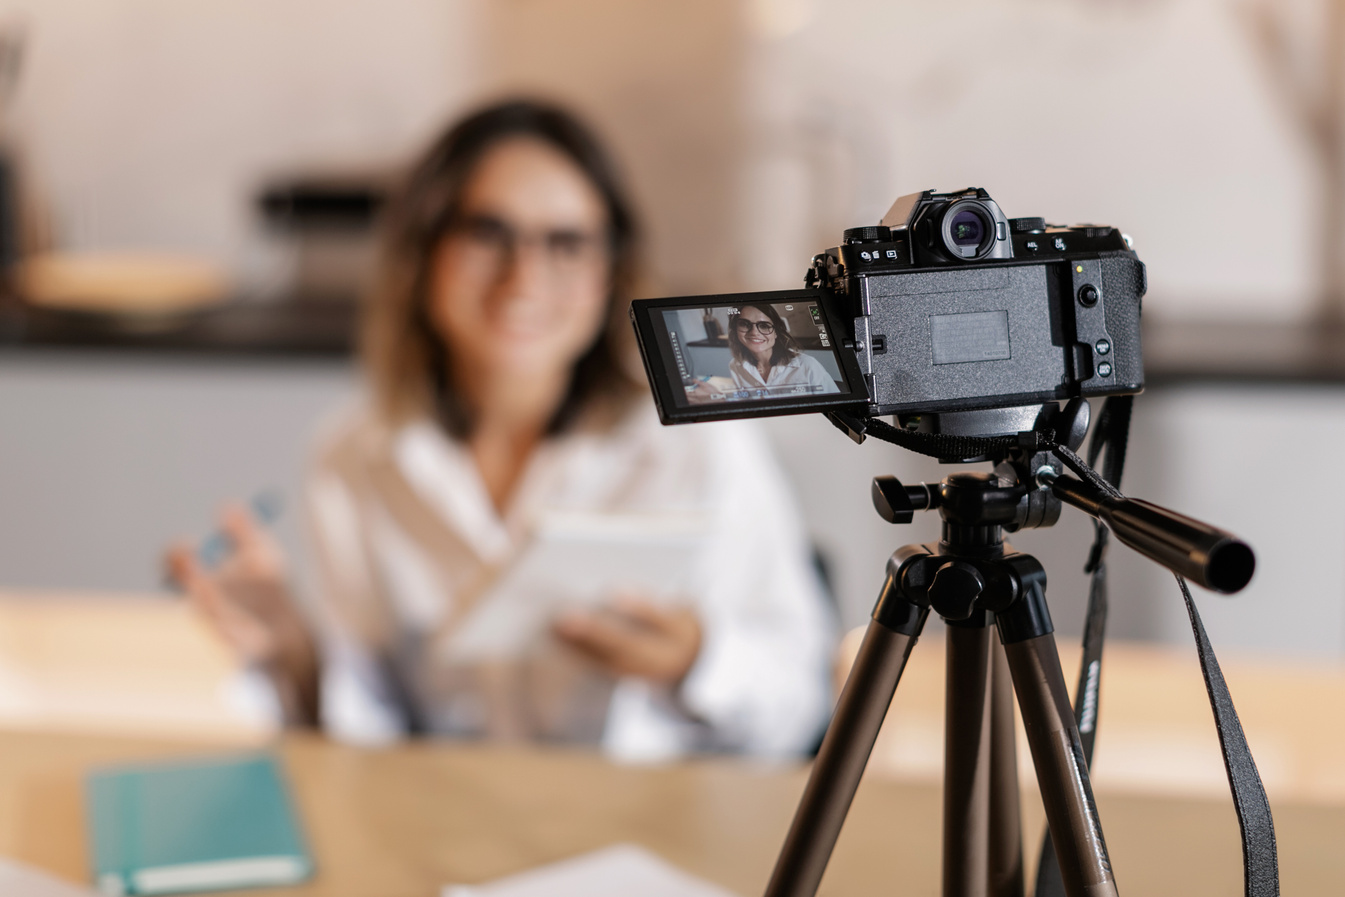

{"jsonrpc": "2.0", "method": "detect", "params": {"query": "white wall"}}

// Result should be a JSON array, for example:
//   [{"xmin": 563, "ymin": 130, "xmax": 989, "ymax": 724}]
[
  {"xmin": 0, "ymin": 355, "xmax": 357, "ymax": 593},
  {"xmin": 1113, "ymin": 385, "xmax": 1345, "ymax": 659},
  {"xmin": 1, "ymin": 0, "xmax": 479, "ymax": 291},
  {"xmin": 5, "ymin": 364, "xmax": 1334, "ymax": 661},
  {"xmin": 737, "ymin": 0, "xmax": 1315, "ymax": 319},
  {"xmin": 478, "ymin": 0, "xmax": 748, "ymax": 295},
  {"xmin": 3, "ymin": 1, "xmax": 1324, "ymax": 318}
]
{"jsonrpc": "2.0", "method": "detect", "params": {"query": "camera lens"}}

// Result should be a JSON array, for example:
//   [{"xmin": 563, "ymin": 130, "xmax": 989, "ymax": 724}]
[{"xmin": 948, "ymin": 210, "xmax": 984, "ymax": 246}]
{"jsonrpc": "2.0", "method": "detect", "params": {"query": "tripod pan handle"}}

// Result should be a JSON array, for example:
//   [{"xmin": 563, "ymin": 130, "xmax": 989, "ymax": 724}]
[{"xmin": 1048, "ymin": 475, "xmax": 1255, "ymax": 594}]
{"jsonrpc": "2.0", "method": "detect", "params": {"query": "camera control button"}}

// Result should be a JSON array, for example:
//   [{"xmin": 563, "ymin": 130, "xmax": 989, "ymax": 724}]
[
  {"xmin": 1097, "ymin": 361, "xmax": 1113, "ymax": 378},
  {"xmin": 1078, "ymin": 284, "xmax": 1099, "ymax": 307},
  {"xmin": 1095, "ymin": 339, "xmax": 1111, "ymax": 355}
]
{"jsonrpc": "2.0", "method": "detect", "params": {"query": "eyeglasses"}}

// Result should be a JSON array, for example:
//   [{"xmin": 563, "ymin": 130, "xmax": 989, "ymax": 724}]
[
  {"xmin": 733, "ymin": 319, "xmax": 776, "ymax": 335},
  {"xmin": 446, "ymin": 214, "xmax": 608, "ymax": 279}
]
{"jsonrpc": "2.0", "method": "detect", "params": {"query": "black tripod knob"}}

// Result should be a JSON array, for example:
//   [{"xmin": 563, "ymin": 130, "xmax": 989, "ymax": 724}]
[{"xmin": 927, "ymin": 561, "xmax": 985, "ymax": 621}]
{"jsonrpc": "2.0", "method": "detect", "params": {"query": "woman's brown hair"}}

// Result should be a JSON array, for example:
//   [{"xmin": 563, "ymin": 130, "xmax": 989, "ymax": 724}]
[
  {"xmin": 363, "ymin": 99, "xmax": 641, "ymax": 436},
  {"xmin": 728, "ymin": 302, "xmax": 800, "ymax": 370}
]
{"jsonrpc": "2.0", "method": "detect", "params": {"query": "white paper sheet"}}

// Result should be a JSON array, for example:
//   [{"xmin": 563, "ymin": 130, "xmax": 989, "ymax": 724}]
[
  {"xmin": 0, "ymin": 858, "xmax": 100, "ymax": 897},
  {"xmin": 442, "ymin": 843, "xmax": 740, "ymax": 897},
  {"xmin": 447, "ymin": 512, "xmax": 706, "ymax": 660}
]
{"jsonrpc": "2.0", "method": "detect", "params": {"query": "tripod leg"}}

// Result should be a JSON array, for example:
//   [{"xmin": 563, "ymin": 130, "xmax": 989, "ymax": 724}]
[
  {"xmin": 997, "ymin": 567, "xmax": 1117, "ymax": 897},
  {"xmin": 763, "ymin": 564, "xmax": 928, "ymax": 897},
  {"xmin": 943, "ymin": 618, "xmax": 995, "ymax": 897},
  {"xmin": 988, "ymin": 637, "xmax": 1025, "ymax": 897}
]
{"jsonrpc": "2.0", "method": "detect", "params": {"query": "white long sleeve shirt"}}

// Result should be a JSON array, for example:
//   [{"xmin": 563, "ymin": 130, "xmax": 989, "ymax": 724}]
[
  {"xmin": 302, "ymin": 400, "xmax": 835, "ymax": 761},
  {"xmin": 728, "ymin": 352, "xmax": 840, "ymax": 395}
]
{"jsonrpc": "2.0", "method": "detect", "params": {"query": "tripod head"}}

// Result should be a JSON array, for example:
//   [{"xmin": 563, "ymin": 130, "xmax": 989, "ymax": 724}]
[
  {"xmin": 829, "ymin": 395, "xmax": 1255, "ymax": 591},
  {"xmin": 871, "ymin": 450, "xmax": 1255, "ymax": 594}
]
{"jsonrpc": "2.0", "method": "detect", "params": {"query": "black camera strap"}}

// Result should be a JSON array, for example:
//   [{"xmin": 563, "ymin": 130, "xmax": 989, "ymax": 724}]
[
  {"xmin": 854, "ymin": 400, "xmax": 1278, "ymax": 897},
  {"xmin": 839, "ymin": 413, "xmax": 1057, "ymax": 460},
  {"xmin": 1174, "ymin": 574, "xmax": 1280, "ymax": 896}
]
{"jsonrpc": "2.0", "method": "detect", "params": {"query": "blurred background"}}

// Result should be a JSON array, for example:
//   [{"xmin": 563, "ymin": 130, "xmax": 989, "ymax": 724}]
[{"xmin": 0, "ymin": 0, "xmax": 1342, "ymax": 735}]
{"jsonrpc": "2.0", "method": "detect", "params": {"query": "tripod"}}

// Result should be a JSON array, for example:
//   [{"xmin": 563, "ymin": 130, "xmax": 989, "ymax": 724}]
[{"xmin": 763, "ymin": 441, "xmax": 1256, "ymax": 897}]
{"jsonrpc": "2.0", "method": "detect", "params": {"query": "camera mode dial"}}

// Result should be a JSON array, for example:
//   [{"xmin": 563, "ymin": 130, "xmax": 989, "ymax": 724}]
[{"xmin": 844, "ymin": 226, "xmax": 892, "ymax": 244}]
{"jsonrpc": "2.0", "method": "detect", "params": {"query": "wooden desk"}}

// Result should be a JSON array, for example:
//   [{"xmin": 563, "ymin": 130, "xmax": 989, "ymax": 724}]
[
  {"xmin": 837, "ymin": 630, "xmax": 1345, "ymax": 806},
  {"xmin": 2, "ymin": 594, "xmax": 1343, "ymax": 894},
  {"xmin": 0, "ymin": 592, "xmax": 266, "ymax": 741},
  {"xmin": 6, "ymin": 592, "xmax": 1343, "ymax": 809},
  {"xmin": 1, "ymin": 728, "xmax": 1342, "ymax": 897}
]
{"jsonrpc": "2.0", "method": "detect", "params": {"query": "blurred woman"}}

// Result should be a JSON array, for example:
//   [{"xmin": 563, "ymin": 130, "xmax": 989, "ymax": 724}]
[
  {"xmin": 727, "ymin": 303, "xmax": 840, "ymax": 395},
  {"xmin": 168, "ymin": 100, "xmax": 833, "ymax": 760}
]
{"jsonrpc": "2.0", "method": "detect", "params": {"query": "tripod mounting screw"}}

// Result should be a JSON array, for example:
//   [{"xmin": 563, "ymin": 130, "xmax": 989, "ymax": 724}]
[{"xmin": 927, "ymin": 561, "xmax": 985, "ymax": 621}]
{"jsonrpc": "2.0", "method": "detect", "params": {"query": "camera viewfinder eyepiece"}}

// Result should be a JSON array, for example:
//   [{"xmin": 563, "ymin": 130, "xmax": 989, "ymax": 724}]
[{"xmin": 939, "ymin": 201, "xmax": 996, "ymax": 259}]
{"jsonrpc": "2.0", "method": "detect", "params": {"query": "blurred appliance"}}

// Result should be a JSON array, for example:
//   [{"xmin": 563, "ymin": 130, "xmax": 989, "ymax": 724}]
[
  {"xmin": 257, "ymin": 176, "xmax": 389, "ymax": 303},
  {"xmin": 0, "ymin": 20, "xmax": 25, "ymax": 275}
]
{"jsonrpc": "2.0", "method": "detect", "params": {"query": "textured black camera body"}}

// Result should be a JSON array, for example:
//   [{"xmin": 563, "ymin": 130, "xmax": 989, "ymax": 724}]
[
  {"xmin": 822, "ymin": 187, "xmax": 1146, "ymax": 417},
  {"xmin": 628, "ymin": 187, "xmax": 1145, "ymax": 426}
]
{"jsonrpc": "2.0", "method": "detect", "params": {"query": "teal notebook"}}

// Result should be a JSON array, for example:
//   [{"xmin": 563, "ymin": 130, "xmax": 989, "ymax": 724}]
[{"xmin": 85, "ymin": 753, "xmax": 313, "ymax": 896}]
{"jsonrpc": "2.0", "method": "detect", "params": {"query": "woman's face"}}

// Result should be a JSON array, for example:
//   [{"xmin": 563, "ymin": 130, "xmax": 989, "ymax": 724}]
[
  {"xmin": 428, "ymin": 137, "xmax": 611, "ymax": 381},
  {"xmin": 734, "ymin": 306, "xmax": 777, "ymax": 359}
]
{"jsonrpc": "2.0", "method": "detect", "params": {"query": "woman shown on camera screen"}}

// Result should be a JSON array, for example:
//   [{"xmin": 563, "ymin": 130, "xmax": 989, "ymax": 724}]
[{"xmin": 727, "ymin": 303, "xmax": 841, "ymax": 395}]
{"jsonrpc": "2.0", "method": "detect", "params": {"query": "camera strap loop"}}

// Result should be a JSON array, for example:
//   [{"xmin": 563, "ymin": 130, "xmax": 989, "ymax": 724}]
[
  {"xmin": 1067, "ymin": 393, "xmax": 1132, "ymax": 760},
  {"xmin": 1049, "ymin": 442, "xmax": 1122, "ymax": 501}
]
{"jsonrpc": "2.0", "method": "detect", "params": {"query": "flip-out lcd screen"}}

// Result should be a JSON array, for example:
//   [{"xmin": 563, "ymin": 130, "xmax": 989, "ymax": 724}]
[{"xmin": 630, "ymin": 290, "xmax": 869, "ymax": 424}]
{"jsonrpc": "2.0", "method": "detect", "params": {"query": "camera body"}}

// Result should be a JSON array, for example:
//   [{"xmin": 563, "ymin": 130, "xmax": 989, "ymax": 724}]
[
  {"xmin": 821, "ymin": 187, "xmax": 1145, "ymax": 417},
  {"xmin": 628, "ymin": 187, "xmax": 1145, "ymax": 426}
]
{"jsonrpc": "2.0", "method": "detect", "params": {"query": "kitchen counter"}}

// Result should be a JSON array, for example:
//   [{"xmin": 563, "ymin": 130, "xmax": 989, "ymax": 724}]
[
  {"xmin": 4, "ymin": 292, "xmax": 1345, "ymax": 385},
  {"xmin": 0, "ymin": 294, "xmax": 357, "ymax": 358},
  {"xmin": 1142, "ymin": 317, "xmax": 1345, "ymax": 385}
]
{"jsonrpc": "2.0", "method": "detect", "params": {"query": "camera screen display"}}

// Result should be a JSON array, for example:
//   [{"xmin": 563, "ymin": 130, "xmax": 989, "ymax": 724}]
[{"xmin": 631, "ymin": 290, "xmax": 869, "ymax": 423}]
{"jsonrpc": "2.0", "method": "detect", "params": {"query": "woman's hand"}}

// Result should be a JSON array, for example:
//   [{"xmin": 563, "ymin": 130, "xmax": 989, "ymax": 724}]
[
  {"xmin": 164, "ymin": 504, "xmax": 319, "ymax": 726},
  {"xmin": 552, "ymin": 597, "xmax": 703, "ymax": 685},
  {"xmin": 684, "ymin": 380, "xmax": 722, "ymax": 405}
]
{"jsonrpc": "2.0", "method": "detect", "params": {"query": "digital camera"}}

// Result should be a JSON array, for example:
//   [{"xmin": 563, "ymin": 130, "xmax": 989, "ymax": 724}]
[{"xmin": 629, "ymin": 188, "xmax": 1145, "ymax": 429}]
